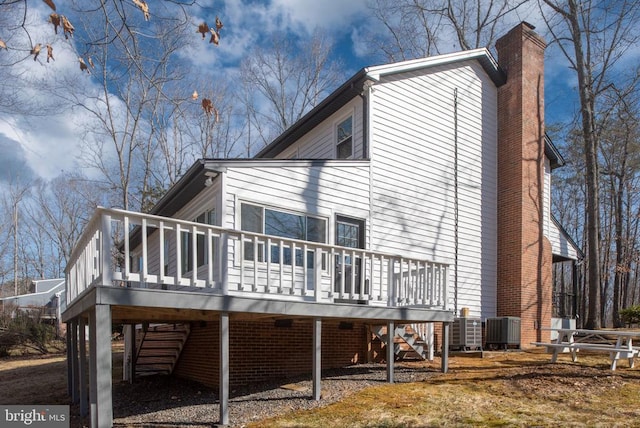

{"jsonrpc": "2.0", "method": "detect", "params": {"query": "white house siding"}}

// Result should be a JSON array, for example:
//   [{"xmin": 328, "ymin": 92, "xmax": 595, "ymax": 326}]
[
  {"xmin": 549, "ymin": 221, "xmax": 579, "ymax": 260},
  {"xmin": 543, "ymin": 158, "xmax": 551, "ymax": 240},
  {"xmin": 274, "ymin": 99, "xmax": 364, "ymax": 160},
  {"xmin": 222, "ymin": 162, "xmax": 371, "ymax": 234},
  {"xmin": 222, "ymin": 162, "xmax": 371, "ymax": 290},
  {"xmin": 369, "ymin": 60, "xmax": 498, "ymax": 319},
  {"xmin": 543, "ymin": 159, "xmax": 578, "ymax": 260},
  {"xmin": 139, "ymin": 179, "xmax": 222, "ymax": 283}
]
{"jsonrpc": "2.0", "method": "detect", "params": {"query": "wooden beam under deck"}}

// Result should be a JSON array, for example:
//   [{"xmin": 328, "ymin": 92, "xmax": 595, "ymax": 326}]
[
  {"xmin": 111, "ymin": 306, "xmax": 218, "ymax": 324},
  {"xmin": 63, "ymin": 286, "xmax": 455, "ymax": 325}
]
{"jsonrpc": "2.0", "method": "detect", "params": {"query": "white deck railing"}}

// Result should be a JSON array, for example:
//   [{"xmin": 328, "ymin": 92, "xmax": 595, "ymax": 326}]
[{"xmin": 65, "ymin": 207, "xmax": 449, "ymax": 310}]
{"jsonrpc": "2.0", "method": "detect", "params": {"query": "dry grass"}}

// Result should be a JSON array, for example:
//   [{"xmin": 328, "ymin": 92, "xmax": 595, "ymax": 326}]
[
  {"xmin": 0, "ymin": 352, "xmax": 68, "ymax": 406},
  {"xmin": 247, "ymin": 350, "xmax": 640, "ymax": 428},
  {"xmin": 3, "ymin": 347, "xmax": 640, "ymax": 427}
]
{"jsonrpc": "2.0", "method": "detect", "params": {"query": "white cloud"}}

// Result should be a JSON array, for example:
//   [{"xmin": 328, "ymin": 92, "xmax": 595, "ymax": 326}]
[
  {"xmin": 350, "ymin": 26, "xmax": 371, "ymax": 61},
  {"xmin": 271, "ymin": 0, "xmax": 368, "ymax": 33},
  {"xmin": 0, "ymin": 5, "xmax": 99, "ymax": 181},
  {"xmin": 0, "ymin": 0, "xmax": 622, "ymax": 190},
  {"xmin": 0, "ymin": 108, "xmax": 95, "ymax": 181},
  {"xmin": 0, "ymin": 131, "xmax": 35, "ymax": 184}
]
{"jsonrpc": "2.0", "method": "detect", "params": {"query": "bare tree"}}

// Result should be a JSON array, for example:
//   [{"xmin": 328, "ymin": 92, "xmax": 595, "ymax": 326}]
[
  {"xmin": 0, "ymin": 1, "xmax": 70, "ymax": 118},
  {"xmin": 240, "ymin": 30, "xmax": 344, "ymax": 148},
  {"xmin": 366, "ymin": 0, "xmax": 529, "ymax": 61},
  {"xmin": 0, "ymin": 202, "xmax": 10, "ymax": 287},
  {"xmin": 56, "ymin": 1, "xmax": 198, "ymax": 211},
  {"xmin": 540, "ymin": 0, "xmax": 640, "ymax": 328},
  {"xmin": 1, "ymin": 180, "xmax": 31, "ymax": 296},
  {"xmin": 0, "ymin": 0, "xmax": 233, "ymax": 293},
  {"xmin": 25, "ymin": 173, "xmax": 97, "ymax": 272},
  {"xmin": 2, "ymin": 0, "xmax": 225, "ymax": 213},
  {"xmin": 598, "ymin": 86, "xmax": 640, "ymax": 326}
]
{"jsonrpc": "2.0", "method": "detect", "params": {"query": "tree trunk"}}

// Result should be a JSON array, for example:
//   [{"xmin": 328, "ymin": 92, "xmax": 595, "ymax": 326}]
[{"xmin": 566, "ymin": 0, "xmax": 601, "ymax": 328}]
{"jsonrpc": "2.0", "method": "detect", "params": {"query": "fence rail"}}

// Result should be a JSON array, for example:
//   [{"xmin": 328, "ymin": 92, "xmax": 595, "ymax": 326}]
[{"xmin": 66, "ymin": 207, "xmax": 450, "ymax": 310}]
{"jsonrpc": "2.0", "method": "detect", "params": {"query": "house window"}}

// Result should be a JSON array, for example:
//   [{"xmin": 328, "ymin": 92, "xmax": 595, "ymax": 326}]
[
  {"xmin": 195, "ymin": 210, "xmax": 216, "ymax": 268},
  {"xmin": 336, "ymin": 116, "xmax": 353, "ymax": 159},
  {"xmin": 163, "ymin": 235, "xmax": 170, "ymax": 276},
  {"xmin": 181, "ymin": 209, "xmax": 216, "ymax": 275},
  {"xmin": 240, "ymin": 203, "xmax": 326, "ymax": 265},
  {"xmin": 130, "ymin": 253, "xmax": 142, "ymax": 274},
  {"xmin": 335, "ymin": 216, "xmax": 365, "ymax": 294}
]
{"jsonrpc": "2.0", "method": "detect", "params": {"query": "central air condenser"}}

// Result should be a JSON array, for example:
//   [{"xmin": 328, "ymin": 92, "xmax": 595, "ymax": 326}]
[
  {"xmin": 485, "ymin": 317, "xmax": 521, "ymax": 350},
  {"xmin": 450, "ymin": 318, "xmax": 482, "ymax": 351}
]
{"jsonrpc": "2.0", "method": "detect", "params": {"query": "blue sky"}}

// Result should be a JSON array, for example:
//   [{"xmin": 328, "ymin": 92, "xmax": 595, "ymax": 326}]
[{"xmin": 0, "ymin": 0, "xmax": 584, "ymax": 186}]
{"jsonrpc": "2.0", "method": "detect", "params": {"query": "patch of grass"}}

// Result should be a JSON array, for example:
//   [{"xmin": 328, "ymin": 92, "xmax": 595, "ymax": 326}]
[
  {"xmin": 247, "ymin": 351, "xmax": 640, "ymax": 427},
  {"xmin": 3, "ymin": 348, "xmax": 640, "ymax": 427},
  {"xmin": 0, "ymin": 354, "xmax": 67, "ymax": 405}
]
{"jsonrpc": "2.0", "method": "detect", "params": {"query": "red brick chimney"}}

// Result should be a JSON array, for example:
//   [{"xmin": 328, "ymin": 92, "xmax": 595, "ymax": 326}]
[{"xmin": 496, "ymin": 22, "xmax": 553, "ymax": 347}]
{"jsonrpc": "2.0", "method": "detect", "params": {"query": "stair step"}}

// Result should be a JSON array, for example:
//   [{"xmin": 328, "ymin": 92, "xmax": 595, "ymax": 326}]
[
  {"xmin": 133, "ymin": 322, "xmax": 191, "ymax": 377},
  {"xmin": 139, "ymin": 336, "xmax": 186, "ymax": 341},
  {"xmin": 372, "ymin": 323, "xmax": 429, "ymax": 361},
  {"xmin": 136, "ymin": 355, "xmax": 176, "ymax": 361},
  {"xmin": 136, "ymin": 360, "xmax": 174, "ymax": 366},
  {"xmin": 136, "ymin": 369, "xmax": 170, "ymax": 375}
]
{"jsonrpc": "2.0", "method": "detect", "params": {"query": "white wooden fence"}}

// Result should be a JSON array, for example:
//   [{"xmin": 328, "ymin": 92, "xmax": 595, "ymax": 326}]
[{"xmin": 65, "ymin": 207, "xmax": 449, "ymax": 310}]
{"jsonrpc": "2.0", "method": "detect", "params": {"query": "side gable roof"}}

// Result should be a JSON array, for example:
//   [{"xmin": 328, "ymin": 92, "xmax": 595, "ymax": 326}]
[
  {"xmin": 551, "ymin": 214, "xmax": 584, "ymax": 261},
  {"xmin": 545, "ymin": 134, "xmax": 566, "ymax": 170},
  {"xmin": 365, "ymin": 48, "xmax": 505, "ymax": 84},
  {"xmin": 255, "ymin": 49, "xmax": 506, "ymax": 159}
]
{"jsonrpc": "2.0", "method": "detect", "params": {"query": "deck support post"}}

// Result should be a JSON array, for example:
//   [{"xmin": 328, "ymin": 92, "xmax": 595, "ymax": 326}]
[
  {"xmin": 219, "ymin": 312, "xmax": 230, "ymax": 426},
  {"xmin": 69, "ymin": 319, "xmax": 79, "ymax": 403},
  {"xmin": 79, "ymin": 317, "xmax": 89, "ymax": 417},
  {"xmin": 312, "ymin": 317, "xmax": 322, "ymax": 400},
  {"xmin": 441, "ymin": 322, "xmax": 450, "ymax": 373},
  {"xmin": 66, "ymin": 322, "xmax": 71, "ymax": 396},
  {"xmin": 426, "ymin": 322, "xmax": 435, "ymax": 361},
  {"xmin": 386, "ymin": 321, "xmax": 394, "ymax": 383},
  {"xmin": 89, "ymin": 304, "xmax": 113, "ymax": 428},
  {"xmin": 124, "ymin": 324, "xmax": 136, "ymax": 383}
]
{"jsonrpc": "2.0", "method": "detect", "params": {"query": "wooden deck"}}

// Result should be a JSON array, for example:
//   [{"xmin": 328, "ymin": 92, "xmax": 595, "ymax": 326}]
[
  {"xmin": 62, "ymin": 207, "xmax": 455, "ymax": 428},
  {"xmin": 64, "ymin": 207, "xmax": 451, "ymax": 316}
]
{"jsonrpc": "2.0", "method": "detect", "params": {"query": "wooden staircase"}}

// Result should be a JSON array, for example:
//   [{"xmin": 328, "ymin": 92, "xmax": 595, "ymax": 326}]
[
  {"xmin": 134, "ymin": 323, "xmax": 191, "ymax": 377},
  {"xmin": 372, "ymin": 324, "xmax": 431, "ymax": 360}
]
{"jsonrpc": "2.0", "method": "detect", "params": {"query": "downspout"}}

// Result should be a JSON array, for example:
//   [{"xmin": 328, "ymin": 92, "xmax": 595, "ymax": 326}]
[
  {"xmin": 359, "ymin": 82, "xmax": 371, "ymax": 159},
  {"xmin": 453, "ymin": 88, "xmax": 459, "ymax": 316},
  {"xmin": 361, "ymin": 79, "xmax": 374, "ymax": 251}
]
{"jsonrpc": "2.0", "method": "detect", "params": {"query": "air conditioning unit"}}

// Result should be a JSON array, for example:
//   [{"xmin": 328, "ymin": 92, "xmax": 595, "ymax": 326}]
[
  {"xmin": 485, "ymin": 317, "xmax": 521, "ymax": 350},
  {"xmin": 450, "ymin": 318, "xmax": 482, "ymax": 351}
]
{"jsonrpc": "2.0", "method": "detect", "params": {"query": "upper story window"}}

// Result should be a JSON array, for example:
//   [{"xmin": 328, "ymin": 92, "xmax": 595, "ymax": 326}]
[{"xmin": 336, "ymin": 116, "xmax": 353, "ymax": 159}]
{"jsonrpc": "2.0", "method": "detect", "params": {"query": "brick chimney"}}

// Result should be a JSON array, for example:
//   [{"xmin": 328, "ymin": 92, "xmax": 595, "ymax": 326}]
[{"xmin": 496, "ymin": 22, "xmax": 553, "ymax": 347}]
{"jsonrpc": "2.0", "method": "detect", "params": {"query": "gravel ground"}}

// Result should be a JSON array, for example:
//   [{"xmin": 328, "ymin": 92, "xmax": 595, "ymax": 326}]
[{"xmin": 112, "ymin": 362, "xmax": 437, "ymax": 427}]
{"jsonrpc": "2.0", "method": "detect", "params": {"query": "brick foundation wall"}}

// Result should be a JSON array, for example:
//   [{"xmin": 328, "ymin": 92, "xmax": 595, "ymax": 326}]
[
  {"xmin": 174, "ymin": 318, "xmax": 368, "ymax": 388},
  {"xmin": 496, "ymin": 22, "xmax": 553, "ymax": 347}
]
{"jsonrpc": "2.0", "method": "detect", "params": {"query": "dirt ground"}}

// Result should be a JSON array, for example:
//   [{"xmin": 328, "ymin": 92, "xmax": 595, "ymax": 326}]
[{"xmin": 2, "ymin": 347, "xmax": 640, "ymax": 427}]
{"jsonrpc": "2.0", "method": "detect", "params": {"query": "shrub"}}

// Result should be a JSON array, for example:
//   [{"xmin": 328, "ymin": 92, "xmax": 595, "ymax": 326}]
[
  {"xmin": 0, "ymin": 305, "xmax": 56, "ymax": 356},
  {"xmin": 619, "ymin": 305, "xmax": 640, "ymax": 327}
]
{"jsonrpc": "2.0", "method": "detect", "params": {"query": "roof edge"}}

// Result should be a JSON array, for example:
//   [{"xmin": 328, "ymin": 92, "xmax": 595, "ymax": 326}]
[
  {"xmin": 545, "ymin": 134, "xmax": 566, "ymax": 170},
  {"xmin": 255, "ymin": 69, "xmax": 369, "ymax": 159},
  {"xmin": 149, "ymin": 160, "xmax": 207, "ymax": 216},
  {"xmin": 551, "ymin": 213, "xmax": 584, "ymax": 260},
  {"xmin": 366, "ymin": 48, "xmax": 506, "ymax": 87}
]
